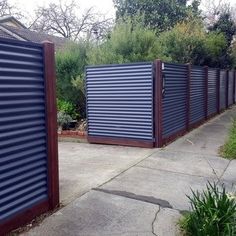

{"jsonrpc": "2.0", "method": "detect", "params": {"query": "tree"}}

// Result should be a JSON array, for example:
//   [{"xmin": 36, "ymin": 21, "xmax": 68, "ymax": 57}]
[
  {"xmin": 156, "ymin": 18, "xmax": 228, "ymax": 67},
  {"xmin": 88, "ymin": 17, "xmax": 167, "ymax": 65},
  {"xmin": 30, "ymin": 0, "xmax": 113, "ymax": 41},
  {"xmin": 0, "ymin": 0, "xmax": 23, "ymax": 19},
  {"xmin": 208, "ymin": 10, "xmax": 236, "ymax": 68},
  {"xmin": 209, "ymin": 11, "xmax": 236, "ymax": 47},
  {"xmin": 113, "ymin": 0, "xmax": 201, "ymax": 32}
]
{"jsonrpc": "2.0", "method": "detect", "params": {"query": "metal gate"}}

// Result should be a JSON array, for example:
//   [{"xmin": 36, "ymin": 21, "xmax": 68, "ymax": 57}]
[{"xmin": 0, "ymin": 38, "xmax": 59, "ymax": 235}]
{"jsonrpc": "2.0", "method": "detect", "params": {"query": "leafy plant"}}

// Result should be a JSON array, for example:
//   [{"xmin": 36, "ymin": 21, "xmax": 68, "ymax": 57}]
[
  {"xmin": 221, "ymin": 118, "xmax": 236, "ymax": 159},
  {"xmin": 180, "ymin": 182, "xmax": 236, "ymax": 236},
  {"xmin": 57, "ymin": 99, "xmax": 78, "ymax": 120},
  {"xmin": 57, "ymin": 111, "xmax": 73, "ymax": 130},
  {"xmin": 56, "ymin": 41, "xmax": 89, "ymax": 119}
]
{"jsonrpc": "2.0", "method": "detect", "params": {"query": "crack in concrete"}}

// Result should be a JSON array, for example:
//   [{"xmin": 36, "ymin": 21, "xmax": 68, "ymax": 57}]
[
  {"xmin": 202, "ymin": 155, "xmax": 221, "ymax": 181},
  {"xmin": 152, "ymin": 207, "xmax": 161, "ymax": 236},
  {"xmin": 93, "ymin": 188, "xmax": 173, "ymax": 208},
  {"xmin": 218, "ymin": 159, "xmax": 233, "ymax": 183}
]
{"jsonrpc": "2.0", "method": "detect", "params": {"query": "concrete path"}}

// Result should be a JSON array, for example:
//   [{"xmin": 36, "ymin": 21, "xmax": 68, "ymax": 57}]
[{"xmin": 23, "ymin": 107, "xmax": 236, "ymax": 236}]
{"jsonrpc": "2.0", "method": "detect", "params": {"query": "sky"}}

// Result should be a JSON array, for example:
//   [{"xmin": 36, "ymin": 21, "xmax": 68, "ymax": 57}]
[
  {"xmin": 9, "ymin": 0, "xmax": 116, "ymax": 19},
  {"xmin": 8, "ymin": 0, "xmax": 236, "ymax": 20}
]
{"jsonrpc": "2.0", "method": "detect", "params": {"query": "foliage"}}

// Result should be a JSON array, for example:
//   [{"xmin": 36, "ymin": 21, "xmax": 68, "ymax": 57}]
[
  {"xmin": 57, "ymin": 99, "xmax": 78, "ymax": 120},
  {"xmin": 209, "ymin": 10, "xmax": 236, "ymax": 68},
  {"xmin": 156, "ymin": 18, "xmax": 228, "ymax": 67},
  {"xmin": 113, "ymin": 0, "xmax": 201, "ymax": 32},
  {"xmin": 232, "ymin": 41, "xmax": 236, "ymax": 68},
  {"xmin": 180, "ymin": 182, "xmax": 236, "ymax": 236},
  {"xmin": 57, "ymin": 112, "xmax": 73, "ymax": 130},
  {"xmin": 56, "ymin": 41, "xmax": 88, "ymax": 118},
  {"xmin": 221, "ymin": 118, "xmax": 236, "ymax": 159},
  {"xmin": 88, "ymin": 17, "xmax": 168, "ymax": 65}
]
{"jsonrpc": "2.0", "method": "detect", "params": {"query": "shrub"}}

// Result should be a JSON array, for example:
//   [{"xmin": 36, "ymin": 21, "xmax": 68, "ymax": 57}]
[
  {"xmin": 156, "ymin": 18, "xmax": 227, "ymax": 67},
  {"xmin": 88, "ymin": 17, "xmax": 169, "ymax": 65},
  {"xmin": 57, "ymin": 99, "xmax": 78, "ymax": 120},
  {"xmin": 57, "ymin": 112, "xmax": 73, "ymax": 130},
  {"xmin": 56, "ymin": 41, "xmax": 89, "ymax": 119},
  {"xmin": 221, "ymin": 118, "xmax": 236, "ymax": 159},
  {"xmin": 180, "ymin": 182, "xmax": 236, "ymax": 236}
]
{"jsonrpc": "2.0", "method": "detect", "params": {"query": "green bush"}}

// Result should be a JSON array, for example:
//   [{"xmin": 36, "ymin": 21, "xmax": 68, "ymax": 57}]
[
  {"xmin": 221, "ymin": 118, "xmax": 236, "ymax": 159},
  {"xmin": 156, "ymin": 18, "xmax": 227, "ymax": 67},
  {"xmin": 180, "ymin": 182, "xmax": 236, "ymax": 236},
  {"xmin": 57, "ymin": 99, "xmax": 78, "ymax": 120},
  {"xmin": 56, "ymin": 41, "xmax": 89, "ymax": 119},
  {"xmin": 88, "ymin": 17, "xmax": 169, "ymax": 65},
  {"xmin": 57, "ymin": 111, "xmax": 73, "ymax": 130}
]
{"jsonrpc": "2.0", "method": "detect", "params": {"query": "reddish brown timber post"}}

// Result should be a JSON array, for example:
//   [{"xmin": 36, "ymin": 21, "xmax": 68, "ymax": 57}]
[
  {"xmin": 154, "ymin": 60, "xmax": 163, "ymax": 148},
  {"xmin": 186, "ymin": 63, "xmax": 191, "ymax": 131},
  {"xmin": 233, "ymin": 69, "xmax": 236, "ymax": 104},
  {"xmin": 42, "ymin": 41, "xmax": 60, "ymax": 210},
  {"xmin": 217, "ymin": 69, "xmax": 220, "ymax": 113},
  {"xmin": 226, "ymin": 69, "xmax": 229, "ymax": 109},
  {"xmin": 204, "ymin": 66, "xmax": 208, "ymax": 120}
]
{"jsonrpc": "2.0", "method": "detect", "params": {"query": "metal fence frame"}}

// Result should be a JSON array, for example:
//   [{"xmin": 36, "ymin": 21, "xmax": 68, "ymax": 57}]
[{"xmin": 0, "ymin": 38, "xmax": 59, "ymax": 235}]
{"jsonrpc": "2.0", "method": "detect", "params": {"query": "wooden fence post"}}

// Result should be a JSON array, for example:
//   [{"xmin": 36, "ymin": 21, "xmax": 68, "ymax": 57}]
[
  {"xmin": 226, "ymin": 69, "xmax": 229, "ymax": 109},
  {"xmin": 42, "ymin": 41, "xmax": 60, "ymax": 210},
  {"xmin": 186, "ymin": 63, "xmax": 191, "ymax": 131},
  {"xmin": 233, "ymin": 69, "xmax": 235, "ymax": 104},
  {"xmin": 154, "ymin": 60, "xmax": 163, "ymax": 148},
  {"xmin": 204, "ymin": 66, "xmax": 208, "ymax": 120},
  {"xmin": 217, "ymin": 69, "xmax": 220, "ymax": 114}
]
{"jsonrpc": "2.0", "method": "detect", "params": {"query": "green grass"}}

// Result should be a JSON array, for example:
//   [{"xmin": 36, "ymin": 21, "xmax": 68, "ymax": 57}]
[
  {"xmin": 179, "ymin": 182, "xmax": 236, "ymax": 236},
  {"xmin": 221, "ymin": 118, "xmax": 236, "ymax": 159}
]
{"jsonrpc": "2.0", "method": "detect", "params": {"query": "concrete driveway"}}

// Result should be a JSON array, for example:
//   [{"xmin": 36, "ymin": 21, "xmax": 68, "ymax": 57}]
[{"xmin": 23, "ymin": 107, "xmax": 236, "ymax": 236}]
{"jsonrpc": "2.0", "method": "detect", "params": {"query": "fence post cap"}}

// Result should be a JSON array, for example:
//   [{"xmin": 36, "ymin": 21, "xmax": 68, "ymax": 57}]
[{"xmin": 41, "ymin": 40, "xmax": 54, "ymax": 45}]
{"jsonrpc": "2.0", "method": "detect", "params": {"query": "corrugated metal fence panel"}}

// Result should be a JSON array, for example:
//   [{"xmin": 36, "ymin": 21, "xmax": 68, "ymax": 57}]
[
  {"xmin": 228, "ymin": 70, "xmax": 234, "ymax": 106},
  {"xmin": 86, "ymin": 62, "xmax": 154, "ymax": 141},
  {"xmin": 190, "ymin": 66, "xmax": 205, "ymax": 125},
  {"xmin": 220, "ymin": 70, "xmax": 227, "ymax": 110},
  {"xmin": 207, "ymin": 68, "xmax": 217, "ymax": 116},
  {"xmin": 0, "ymin": 40, "xmax": 48, "ymax": 223},
  {"xmin": 162, "ymin": 63, "xmax": 187, "ymax": 138}
]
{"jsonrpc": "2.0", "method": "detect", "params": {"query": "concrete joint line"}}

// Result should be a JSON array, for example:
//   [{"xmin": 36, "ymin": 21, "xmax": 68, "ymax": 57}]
[
  {"xmin": 94, "ymin": 150, "xmax": 158, "ymax": 189},
  {"xmin": 152, "ymin": 207, "xmax": 161, "ymax": 236},
  {"xmin": 136, "ymin": 165, "xmax": 216, "ymax": 180}
]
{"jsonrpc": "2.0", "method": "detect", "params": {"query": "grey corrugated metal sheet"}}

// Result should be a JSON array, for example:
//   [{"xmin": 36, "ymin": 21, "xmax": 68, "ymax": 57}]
[
  {"xmin": 220, "ymin": 70, "xmax": 227, "ymax": 110},
  {"xmin": 228, "ymin": 70, "xmax": 234, "ymax": 106},
  {"xmin": 190, "ymin": 66, "xmax": 205, "ymax": 124},
  {"xmin": 207, "ymin": 68, "xmax": 217, "ymax": 116},
  {"xmin": 0, "ymin": 39, "xmax": 48, "ymax": 222},
  {"xmin": 162, "ymin": 63, "xmax": 187, "ymax": 137},
  {"xmin": 86, "ymin": 62, "xmax": 154, "ymax": 141}
]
